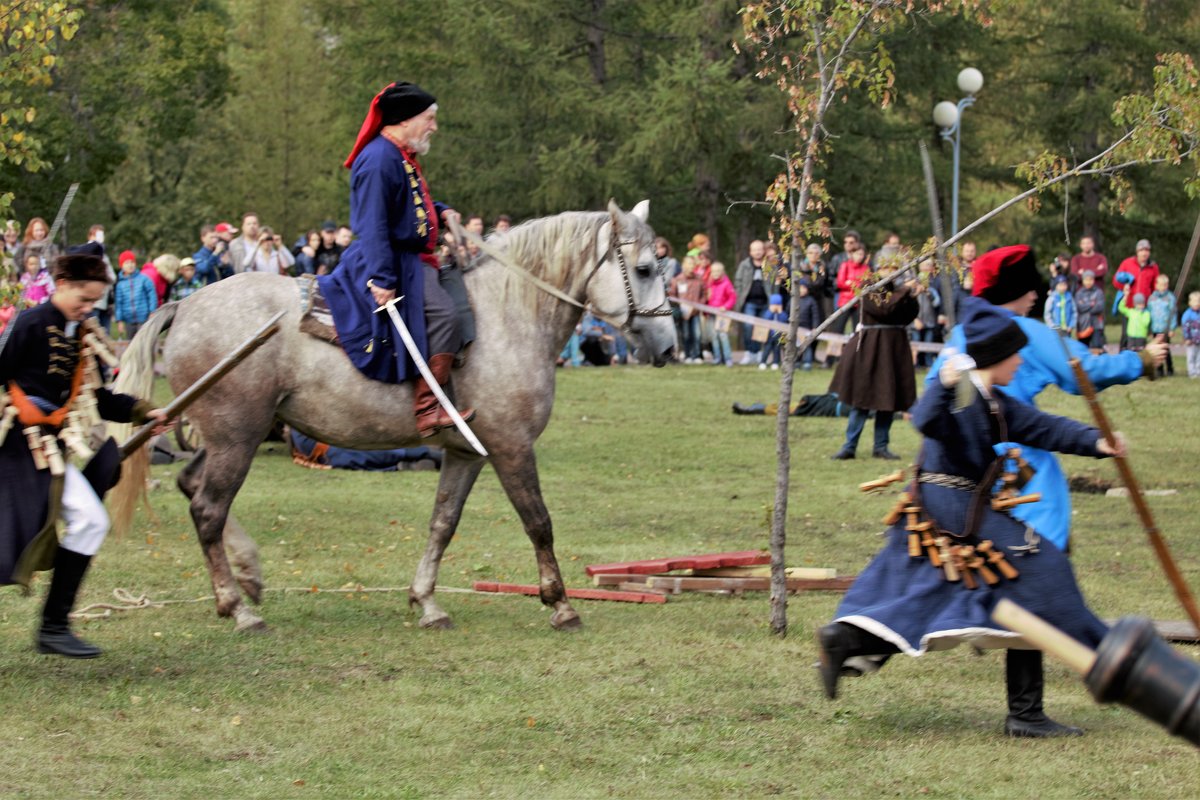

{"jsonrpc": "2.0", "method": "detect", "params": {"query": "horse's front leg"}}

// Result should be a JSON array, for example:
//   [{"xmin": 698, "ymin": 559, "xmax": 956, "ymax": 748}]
[
  {"xmin": 410, "ymin": 452, "xmax": 485, "ymax": 629},
  {"xmin": 492, "ymin": 448, "xmax": 580, "ymax": 631}
]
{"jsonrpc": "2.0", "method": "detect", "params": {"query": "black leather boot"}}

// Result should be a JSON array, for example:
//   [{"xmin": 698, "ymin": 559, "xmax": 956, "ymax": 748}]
[
  {"xmin": 815, "ymin": 622, "xmax": 898, "ymax": 700},
  {"xmin": 1004, "ymin": 649, "xmax": 1083, "ymax": 737},
  {"xmin": 36, "ymin": 547, "xmax": 102, "ymax": 659}
]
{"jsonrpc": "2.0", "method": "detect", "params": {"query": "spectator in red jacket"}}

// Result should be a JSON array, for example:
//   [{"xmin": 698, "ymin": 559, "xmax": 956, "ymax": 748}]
[
  {"xmin": 1114, "ymin": 239, "xmax": 1159, "ymax": 349},
  {"xmin": 835, "ymin": 246, "xmax": 872, "ymax": 333}
]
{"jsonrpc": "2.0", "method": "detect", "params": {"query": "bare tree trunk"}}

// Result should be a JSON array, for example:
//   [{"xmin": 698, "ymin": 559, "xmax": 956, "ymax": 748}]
[
  {"xmin": 586, "ymin": 0, "xmax": 606, "ymax": 86},
  {"xmin": 769, "ymin": 129, "xmax": 820, "ymax": 636}
]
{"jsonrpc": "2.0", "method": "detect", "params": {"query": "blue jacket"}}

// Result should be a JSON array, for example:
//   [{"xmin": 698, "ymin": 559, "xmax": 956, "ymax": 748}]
[
  {"xmin": 928, "ymin": 311, "xmax": 1144, "ymax": 549},
  {"xmin": 113, "ymin": 271, "xmax": 158, "ymax": 324},
  {"xmin": 318, "ymin": 136, "xmax": 450, "ymax": 383},
  {"xmin": 1043, "ymin": 290, "xmax": 1076, "ymax": 331},
  {"xmin": 191, "ymin": 246, "xmax": 221, "ymax": 284}
]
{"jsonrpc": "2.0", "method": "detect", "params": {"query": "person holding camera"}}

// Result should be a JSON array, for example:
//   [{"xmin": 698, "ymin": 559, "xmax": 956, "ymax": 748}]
[{"xmin": 192, "ymin": 224, "xmax": 227, "ymax": 285}]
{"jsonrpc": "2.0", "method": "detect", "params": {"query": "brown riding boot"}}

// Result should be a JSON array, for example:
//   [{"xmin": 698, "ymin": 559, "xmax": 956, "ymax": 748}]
[{"xmin": 414, "ymin": 353, "xmax": 475, "ymax": 438}]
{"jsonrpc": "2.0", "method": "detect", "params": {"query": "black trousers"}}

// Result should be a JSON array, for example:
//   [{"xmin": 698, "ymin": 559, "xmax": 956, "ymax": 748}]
[{"xmin": 423, "ymin": 266, "xmax": 460, "ymax": 356}]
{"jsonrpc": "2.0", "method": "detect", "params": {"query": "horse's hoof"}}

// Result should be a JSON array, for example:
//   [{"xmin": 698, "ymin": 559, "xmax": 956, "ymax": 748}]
[
  {"xmin": 233, "ymin": 608, "xmax": 269, "ymax": 633},
  {"xmin": 419, "ymin": 613, "xmax": 454, "ymax": 630},
  {"xmin": 550, "ymin": 610, "xmax": 583, "ymax": 631}
]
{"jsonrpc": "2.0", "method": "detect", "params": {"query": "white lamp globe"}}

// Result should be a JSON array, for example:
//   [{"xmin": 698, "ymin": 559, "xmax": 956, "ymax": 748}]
[
  {"xmin": 957, "ymin": 67, "xmax": 984, "ymax": 95},
  {"xmin": 933, "ymin": 101, "xmax": 959, "ymax": 129}
]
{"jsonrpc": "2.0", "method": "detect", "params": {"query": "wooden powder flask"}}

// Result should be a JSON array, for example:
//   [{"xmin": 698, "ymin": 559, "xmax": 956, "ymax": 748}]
[
  {"xmin": 992, "ymin": 492, "xmax": 1041, "ymax": 511},
  {"xmin": 977, "ymin": 540, "xmax": 1019, "ymax": 580},
  {"xmin": 41, "ymin": 435, "xmax": 64, "ymax": 476},
  {"xmin": 24, "ymin": 427, "xmax": 48, "ymax": 470},
  {"xmin": 882, "ymin": 493, "xmax": 910, "ymax": 526},
  {"xmin": 859, "ymin": 469, "xmax": 905, "ymax": 494},
  {"xmin": 937, "ymin": 536, "xmax": 959, "ymax": 581}
]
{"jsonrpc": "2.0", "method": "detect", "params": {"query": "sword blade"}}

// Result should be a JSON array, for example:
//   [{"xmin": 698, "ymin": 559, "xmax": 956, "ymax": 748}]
[{"xmin": 375, "ymin": 298, "xmax": 488, "ymax": 457}]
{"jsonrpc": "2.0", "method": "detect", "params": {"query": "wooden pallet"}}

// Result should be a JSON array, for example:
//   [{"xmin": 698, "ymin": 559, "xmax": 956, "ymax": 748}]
[
  {"xmin": 593, "ymin": 573, "xmax": 854, "ymax": 594},
  {"xmin": 584, "ymin": 550, "xmax": 770, "ymax": 577}
]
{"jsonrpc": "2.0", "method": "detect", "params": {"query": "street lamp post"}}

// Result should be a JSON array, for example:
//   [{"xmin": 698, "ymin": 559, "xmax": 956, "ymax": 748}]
[{"xmin": 933, "ymin": 67, "xmax": 984, "ymax": 239}]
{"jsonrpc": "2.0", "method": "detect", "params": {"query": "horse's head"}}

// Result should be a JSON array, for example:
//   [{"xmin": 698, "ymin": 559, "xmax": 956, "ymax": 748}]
[{"xmin": 590, "ymin": 200, "xmax": 676, "ymax": 367}]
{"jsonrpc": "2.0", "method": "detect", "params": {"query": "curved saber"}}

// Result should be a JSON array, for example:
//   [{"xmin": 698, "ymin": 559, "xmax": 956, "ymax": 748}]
[{"xmin": 374, "ymin": 297, "xmax": 487, "ymax": 457}]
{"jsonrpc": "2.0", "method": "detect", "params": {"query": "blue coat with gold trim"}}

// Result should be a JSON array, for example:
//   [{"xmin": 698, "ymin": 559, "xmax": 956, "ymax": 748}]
[{"xmin": 318, "ymin": 136, "xmax": 449, "ymax": 383}]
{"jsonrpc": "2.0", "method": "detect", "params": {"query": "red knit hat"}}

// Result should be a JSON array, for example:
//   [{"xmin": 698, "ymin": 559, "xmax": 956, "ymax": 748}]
[
  {"xmin": 118, "ymin": 249, "xmax": 138, "ymax": 266},
  {"xmin": 970, "ymin": 245, "xmax": 1040, "ymax": 306}
]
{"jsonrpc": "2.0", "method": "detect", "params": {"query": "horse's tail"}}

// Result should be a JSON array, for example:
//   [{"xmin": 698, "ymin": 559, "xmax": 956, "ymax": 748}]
[{"xmin": 110, "ymin": 302, "xmax": 179, "ymax": 536}]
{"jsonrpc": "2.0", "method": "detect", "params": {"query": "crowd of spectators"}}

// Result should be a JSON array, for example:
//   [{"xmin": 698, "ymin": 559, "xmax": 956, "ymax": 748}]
[{"xmin": 2, "ymin": 210, "xmax": 1195, "ymax": 378}]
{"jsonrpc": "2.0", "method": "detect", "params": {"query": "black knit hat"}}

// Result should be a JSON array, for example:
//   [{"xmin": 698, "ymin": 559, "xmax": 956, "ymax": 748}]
[
  {"xmin": 53, "ymin": 250, "xmax": 110, "ymax": 284},
  {"xmin": 379, "ymin": 82, "xmax": 436, "ymax": 126},
  {"xmin": 962, "ymin": 297, "xmax": 1027, "ymax": 368}
]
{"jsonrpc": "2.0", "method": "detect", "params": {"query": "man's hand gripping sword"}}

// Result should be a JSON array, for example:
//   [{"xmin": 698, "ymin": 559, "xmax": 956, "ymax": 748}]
[{"xmin": 374, "ymin": 297, "xmax": 487, "ymax": 457}]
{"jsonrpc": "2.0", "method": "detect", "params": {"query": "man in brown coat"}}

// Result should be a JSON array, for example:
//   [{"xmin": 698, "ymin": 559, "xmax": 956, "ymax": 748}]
[{"xmin": 829, "ymin": 265, "xmax": 923, "ymax": 460}]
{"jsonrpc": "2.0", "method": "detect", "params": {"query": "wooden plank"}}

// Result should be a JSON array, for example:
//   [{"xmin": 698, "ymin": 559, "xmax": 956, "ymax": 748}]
[
  {"xmin": 584, "ymin": 550, "xmax": 769, "ymax": 576},
  {"xmin": 692, "ymin": 566, "xmax": 837, "ymax": 579},
  {"xmin": 472, "ymin": 581, "xmax": 667, "ymax": 604},
  {"xmin": 643, "ymin": 576, "xmax": 855, "ymax": 593},
  {"xmin": 618, "ymin": 582, "xmax": 668, "ymax": 595},
  {"xmin": 591, "ymin": 573, "xmax": 651, "ymax": 586}
]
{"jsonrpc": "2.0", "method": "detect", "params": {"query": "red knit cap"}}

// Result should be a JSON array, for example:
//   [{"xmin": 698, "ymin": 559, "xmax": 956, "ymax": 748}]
[
  {"xmin": 970, "ymin": 245, "xmax": 1040, "ymax": 306},
  {"xmin": 118, "ymin": 249, "xmax": 138, "ymax": 266}
]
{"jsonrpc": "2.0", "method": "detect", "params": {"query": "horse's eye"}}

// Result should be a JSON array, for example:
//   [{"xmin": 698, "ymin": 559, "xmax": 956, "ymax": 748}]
[{"xmin": 636, "ymin": 263, "xmax": 653, "ymax": 277}]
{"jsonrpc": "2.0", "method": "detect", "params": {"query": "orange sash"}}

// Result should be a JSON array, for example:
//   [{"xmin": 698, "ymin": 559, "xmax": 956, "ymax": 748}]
[{"xmin": 7, "ymin": 355, "xmax": 86, "ymax": 428}]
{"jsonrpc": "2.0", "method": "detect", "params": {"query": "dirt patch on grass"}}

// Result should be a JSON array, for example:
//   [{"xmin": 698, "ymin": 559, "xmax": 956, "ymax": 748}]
[{"xmin": 1068, "ymin": 475, "xmax": 1115, "ymax": 494}]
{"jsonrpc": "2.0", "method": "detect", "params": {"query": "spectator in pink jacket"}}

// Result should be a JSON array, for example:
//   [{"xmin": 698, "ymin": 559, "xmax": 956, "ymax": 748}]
[{"xmin": 707, "ymin": 261, "xmax": 737, "ymax": 366}]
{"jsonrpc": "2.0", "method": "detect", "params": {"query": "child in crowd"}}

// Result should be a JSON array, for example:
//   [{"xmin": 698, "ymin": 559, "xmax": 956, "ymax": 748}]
[
  {"xmin": 668, "ymin": 255, "xmax": 706, "ymax": 363},
  {"xmin": 707, "ymin": 262, "xmax": 737, "ymax": 366},
  {"xmin": 794, "ymin": 278, "xmax": 821, "ymax": 371},
  {"xmin": 1181, "ymin": 291, "xmax": 1200, "ymax": 378},
  {"xmin": 18, "ymin": 252, "xmax": 55, "ymax": 305},
  {"xmin": 1147, "ymin": 273, "xmax": 1177, "ymax": 376},
  {"xmin": 169, "ymin": 257, "xmax": 205, "ymax": 302},
  {"xmin": 1043, "ymin": 274, "xmax": 1076, "ymax": 336},
  {"xmin": 113, "ymin": 250, "xmax": 158, "ymax": 340},
  {"xmin": 1118, "ymin": 292, "xmax": 1151, "ymax": 351},
  {"xmin": 909, "ymin": 259, "xmax": 942, "ymax": 367},
  {"xmin": 1073, "ymin": 269, "xmax": 1106, "ymax": 354},
  {"xmin": 759, "ymin": 293, "xmax": 788, "ymax": 370}
]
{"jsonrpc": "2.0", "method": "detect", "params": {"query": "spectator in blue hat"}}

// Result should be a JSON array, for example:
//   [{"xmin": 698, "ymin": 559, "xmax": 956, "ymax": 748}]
[{"xmin": 759, "ymin": 292, "xmax": 789, "ymax": 370}]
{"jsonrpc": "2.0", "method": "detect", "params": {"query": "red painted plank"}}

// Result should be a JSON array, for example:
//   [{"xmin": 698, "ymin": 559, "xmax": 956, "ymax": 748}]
[
  {"xmin": 472, "ymin": 581, "xmax": 667, "ymax": 604},
  {"xmin": 584, "ymin": 550, "xmax": 769, "ymax": 576}
]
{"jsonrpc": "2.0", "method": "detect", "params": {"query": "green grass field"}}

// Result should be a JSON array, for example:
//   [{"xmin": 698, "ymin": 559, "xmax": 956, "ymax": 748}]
[{"xmin": 1, "ymin": 360, "xmax": 1197, "ymax": 798}]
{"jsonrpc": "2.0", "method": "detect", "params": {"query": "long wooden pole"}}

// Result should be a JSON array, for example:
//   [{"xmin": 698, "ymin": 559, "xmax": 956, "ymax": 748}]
[
  {"xmin": 119, "ymin": 310, "xmax": 285, "ymax": 459},
  {"xmin": 992, "ymin": 599, "xmax": 1097, "ymax": 675},
  {"xmin": 919, "ymin": 142, "xmax": 956, "ymax": 328},
  {"xmin": 1172, "ymin": 208, "xmax": 1200, "ymax": 309},
  {"xmin": 1067, "ymin": 357, "xmax": 1200, "ymax": 631}
]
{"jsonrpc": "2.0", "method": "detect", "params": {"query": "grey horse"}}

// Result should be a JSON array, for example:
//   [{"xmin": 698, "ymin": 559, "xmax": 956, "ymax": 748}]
[{"xmin": 111, "ymin": 200, "xmax": 676, "ymax": 633}]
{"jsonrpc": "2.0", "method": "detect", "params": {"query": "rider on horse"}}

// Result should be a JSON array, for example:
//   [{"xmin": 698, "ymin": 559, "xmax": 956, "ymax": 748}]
[{"xmin": 319, "ymin": 81, "xmax": 473, "ymax": 437}]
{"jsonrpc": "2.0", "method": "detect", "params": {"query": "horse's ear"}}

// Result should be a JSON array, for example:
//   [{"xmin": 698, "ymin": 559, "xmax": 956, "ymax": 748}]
[
  {"xmin": 607, "ymin": 198, "xmax": 621, "ymax": 225},
  {"xmin": 631, "ymin": 199, "xmax": 650, "ymax": 222}
]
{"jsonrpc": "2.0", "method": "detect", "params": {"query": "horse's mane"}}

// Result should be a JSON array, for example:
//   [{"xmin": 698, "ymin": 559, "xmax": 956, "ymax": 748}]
[{"xmin": 479, "ymin": 209, "xmax": 650, "ymax": 318}]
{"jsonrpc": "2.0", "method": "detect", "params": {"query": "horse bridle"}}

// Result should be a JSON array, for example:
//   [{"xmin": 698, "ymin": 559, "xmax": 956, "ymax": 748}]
[{"xmin": 450, "ymin": 217, "xmax": 671, "ymax": 334}]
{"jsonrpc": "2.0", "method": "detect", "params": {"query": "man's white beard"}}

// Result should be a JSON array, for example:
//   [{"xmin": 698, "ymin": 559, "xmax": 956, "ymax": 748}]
[{"xmin": 408, "ymin": 136, "xmax": 431, "ymax": 155}]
